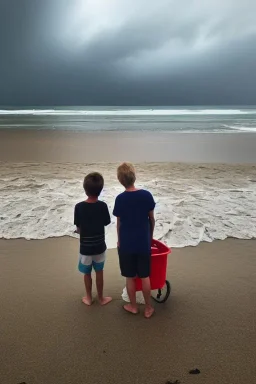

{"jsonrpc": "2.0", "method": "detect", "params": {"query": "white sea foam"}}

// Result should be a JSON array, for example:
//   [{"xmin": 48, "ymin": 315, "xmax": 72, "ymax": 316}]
[
  {"xmin": 224, "ymin": 125, "xmax": 256, "ymax": 132},
  {"xmin": 1, "ymin": 108, "xmax": 256, "ymax": 116},
  {"xmin": 0, "ymin": 163, "xmax": 256, "ymax": 247}
]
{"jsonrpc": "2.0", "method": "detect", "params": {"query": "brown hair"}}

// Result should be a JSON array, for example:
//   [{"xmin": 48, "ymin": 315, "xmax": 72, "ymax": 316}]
[
  {"xmin": 117, "ymin": 162, "xmax": 136, "ymax": 188},
  {"xmin": 83, "ymin": 172, "xmax": 104, "ymax": 197}
]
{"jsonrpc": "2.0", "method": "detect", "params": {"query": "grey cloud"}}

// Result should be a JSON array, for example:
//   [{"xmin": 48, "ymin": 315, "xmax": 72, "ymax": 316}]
[{"xmin": 0, "ymin": 0, "xmax": 256, "ymax": 105}]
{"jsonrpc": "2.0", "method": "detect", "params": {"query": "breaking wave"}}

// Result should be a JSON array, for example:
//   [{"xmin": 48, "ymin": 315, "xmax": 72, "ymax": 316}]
[
  {"xmin": 1, "ymin": 162, "xmax": 256, "ymax": 248},
  {"xmin": 223, "ymin": 125, "xmax": 256, "ymax": 132},
  {"xmin": 1, "ymin": 108, "xmax": 256, "ymax": 116}
]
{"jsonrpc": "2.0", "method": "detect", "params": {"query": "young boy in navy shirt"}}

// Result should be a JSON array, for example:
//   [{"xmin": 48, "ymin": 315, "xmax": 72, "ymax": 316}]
[
  {"xmin": 113, "ymin": 163, "xmax": 156, "ymax": 318},
  {"xmin": 74, "ymin": 172, "xmax": 112, "ymax": 306}
]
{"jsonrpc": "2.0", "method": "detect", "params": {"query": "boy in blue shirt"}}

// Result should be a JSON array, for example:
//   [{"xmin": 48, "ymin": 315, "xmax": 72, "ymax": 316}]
[{"xmin": 113, "ymin": 163, "xmax": 155, "ymax": 318}]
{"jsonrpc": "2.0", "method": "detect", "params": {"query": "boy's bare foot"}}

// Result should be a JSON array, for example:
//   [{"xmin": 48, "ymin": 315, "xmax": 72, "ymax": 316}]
[
  {"xmin": 123, "ymin": 304, "xmax": 139, "ymax": 314},
  {"xmin": 144, "ymin": 306, "xmax": 155, "ymax": 318},
  {"xmin": 82, "ymin": 296, "xmax": 93, "ymax": 306},
  {"xmin": 99, "ymin": 297, "xmax": 112, "ymax": 306}
]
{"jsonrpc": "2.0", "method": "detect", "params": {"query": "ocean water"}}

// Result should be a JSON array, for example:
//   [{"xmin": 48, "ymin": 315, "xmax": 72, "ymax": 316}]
[
  {"xmin": 1, "ymin": 163, "xmax": 256, "ymax": 248},
  {"xmin": 1, "ymin": 107, "xmax": 256, "ymax": 247},
  {"xmin": 1, "ymin": 106, "xmax": 256, "ymax": 133}
]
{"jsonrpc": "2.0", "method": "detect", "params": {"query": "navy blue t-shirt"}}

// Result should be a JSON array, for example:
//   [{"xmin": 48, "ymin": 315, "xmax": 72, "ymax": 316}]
[
  {"xmin": 113, "ymin": 189, "xmax": 155, "ymax": 254},
  {"xmin": 74, "ymin": 201, "xmax": 111, "ymax": 256}
]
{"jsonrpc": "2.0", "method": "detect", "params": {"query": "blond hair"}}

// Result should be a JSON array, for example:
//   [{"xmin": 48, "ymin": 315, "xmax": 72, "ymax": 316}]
[{"xmin": 117, "ymin": 162, "xmax": 136, "ymax": 188}]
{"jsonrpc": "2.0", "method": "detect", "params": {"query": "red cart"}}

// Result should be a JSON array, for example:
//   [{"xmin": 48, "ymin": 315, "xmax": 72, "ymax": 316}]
[{"xmin": 135, "ymin": 239, "xmax": 172, "ymax": 303}]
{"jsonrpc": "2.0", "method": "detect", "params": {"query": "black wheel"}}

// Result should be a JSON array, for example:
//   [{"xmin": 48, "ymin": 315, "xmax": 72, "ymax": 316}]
[{"xmin": 151, "ymin": 280, "xmax": 171, "ymax": 303}]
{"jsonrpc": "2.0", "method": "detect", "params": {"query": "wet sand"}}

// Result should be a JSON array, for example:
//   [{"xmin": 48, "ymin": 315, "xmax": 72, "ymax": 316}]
[
  {"xmin": 1, "ymin": 238, "xmax": 256, "ymax": 384},
  {"xmin": 0, "ymin": 129, "xmax": 256, "ymax": 163}
]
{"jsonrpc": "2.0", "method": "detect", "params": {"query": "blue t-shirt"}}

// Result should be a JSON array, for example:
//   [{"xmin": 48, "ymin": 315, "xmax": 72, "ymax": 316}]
[{"xmin": 113, "ymin": 189, "xmax": 155, "ymax": 254}]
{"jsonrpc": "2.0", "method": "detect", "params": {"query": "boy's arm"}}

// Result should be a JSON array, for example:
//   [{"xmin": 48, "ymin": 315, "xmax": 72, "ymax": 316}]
[
  {"xmin": 147, "ymin": 192, "xmax": 156, "ymax": 240},
  {"xmin": 104, "ymin": 204, "xmax": 111, "ymax": 226},
  {"xmin": 113, "ymin": 196, "xmax": 121, "ymax": 247},
  {"xmin": 74, "ymin": 204, "xmax": 80, "ymax": 234},
  {"xmin": 116, "ymin": 217, "xmax": 120, "ymax": 247},
  {"xmin": 149, "ymin": 210, "xmax": 155, "ymax": 240}
]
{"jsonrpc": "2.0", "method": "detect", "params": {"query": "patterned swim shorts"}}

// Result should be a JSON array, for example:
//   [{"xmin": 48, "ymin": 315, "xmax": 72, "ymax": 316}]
[{"xmin": 78, "ymin": 252, "xmax": 106, "ymax": 274}]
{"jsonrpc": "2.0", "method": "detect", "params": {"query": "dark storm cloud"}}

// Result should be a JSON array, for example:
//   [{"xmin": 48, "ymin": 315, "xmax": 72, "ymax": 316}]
[{"xmin": 0, "ymin": 0, "xmax": 256, "ymax": 105}]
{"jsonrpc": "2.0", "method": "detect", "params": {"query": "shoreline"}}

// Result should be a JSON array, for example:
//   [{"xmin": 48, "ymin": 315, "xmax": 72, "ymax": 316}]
[
  {"xmin": 1, "ymin": 159, "xmax": 256, "ymax": 166},
  {"xmin": 1, "ymin": 235, "xmax": 256, "ymax": 249},
  {"xmin": 1, "ymin": 127, "xmax": 256, "ymax": 133}
]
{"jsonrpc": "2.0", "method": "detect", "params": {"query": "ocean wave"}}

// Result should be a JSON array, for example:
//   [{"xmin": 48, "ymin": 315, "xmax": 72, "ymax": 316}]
[
  {"xmin": 1, "ymin": 108, "xmax": 256, "ymax": 116},
  {"xmin": 223, "ymin": 125, "xmax": 256, "ymax": 132},
  {"xmin": 0, "ymin": 163, "xmax": 256, "ymax": 248}
]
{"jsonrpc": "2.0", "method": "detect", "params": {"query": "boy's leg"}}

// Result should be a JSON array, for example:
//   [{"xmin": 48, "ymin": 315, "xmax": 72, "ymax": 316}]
[
  {"xmin": 124, "ymin": 277, "xmax": 138, "ymax": 314},
  {"xmin": 83, "ymin": 274, "xmax": 93, "ymax": 306},
  {"xmin": 119, "ymin": 251, "xmax": 138, "ymax": 314},
  {"xmin": 138, "ymin": 254, "xmax": 154, "ymax": 318},
  {"xmin": 95, "ymin": 270, "xmax": 112, "ymax": 305},
  {"xmin": 78, "ymin": 255, "xmax": 93, "ymax": 305},
  {"xmin": 141, "ymin": 277, "xmax": 154, "ymax": 318},
  {"xmin": 93, "ymin": 252, "xmax": 112, "ymax": 306},
  {"xmin": 141, "ymin": 277, "xmax": 151, "ymax": 306}
]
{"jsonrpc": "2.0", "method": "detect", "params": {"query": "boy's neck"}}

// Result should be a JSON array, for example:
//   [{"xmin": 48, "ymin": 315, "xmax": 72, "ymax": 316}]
[
  {"xmin": 125, "ymin": 185, "xmax": 137, "ymax": 192},
  {"xmin": 86, "ymin": 196, "xmax": 98, "ymax": 203}
]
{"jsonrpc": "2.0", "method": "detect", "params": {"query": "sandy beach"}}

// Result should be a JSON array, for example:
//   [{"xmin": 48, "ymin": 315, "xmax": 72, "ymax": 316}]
[
  {"xmin": 0, "ymin": 129, "xmax": 256, "ymax": 383},
  {"xmin": 1, "ymin": 238, "xmax": 256, "ymax": 384}
]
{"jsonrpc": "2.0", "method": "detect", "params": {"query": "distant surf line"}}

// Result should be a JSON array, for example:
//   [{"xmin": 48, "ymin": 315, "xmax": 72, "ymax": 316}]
[{"xmin": 1, "ymin": 108, "xmax": 256, "ymax": 116}]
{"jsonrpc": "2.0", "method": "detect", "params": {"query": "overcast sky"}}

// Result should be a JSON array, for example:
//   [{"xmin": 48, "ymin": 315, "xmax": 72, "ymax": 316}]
[{"xmin": 0, "ymin": 0, "xmax": 256, "ymax": 106}]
